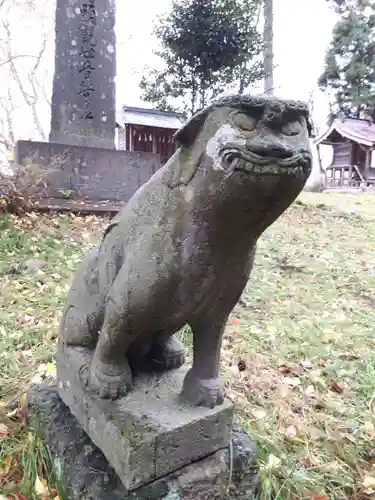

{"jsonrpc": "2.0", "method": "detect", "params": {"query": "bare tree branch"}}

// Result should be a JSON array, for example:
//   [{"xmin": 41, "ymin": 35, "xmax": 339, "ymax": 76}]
[
  {"xmin": 0, "ymin": 53, "xmax": 39, "ymax": 69},
  {"xmin": 1, "ymin": 16, "xmax": 48, "ymax": 144},
  {"xmin": 0, "ymin": 88, "xmax": 16, "ymax": 150}
]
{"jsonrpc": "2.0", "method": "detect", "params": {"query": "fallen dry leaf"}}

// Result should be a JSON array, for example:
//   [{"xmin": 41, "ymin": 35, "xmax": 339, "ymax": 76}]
[
  {"xmin": 363, "ymin": 475, "xmax": 375, "ymax": 488},
  {"xmin": 363, "ymin": 474, "xmax": 375, "ymax": 494},
  {"xmin": 267, "ymin": 454, "xmax": 282, "ymax": 470},
  {"xmin": 330, "ymin": 381, "xmax": 344, "ymax": 394},
  {"xmin": 0, "ymin": 454, "xmax": 13, "ymax": 476},
  {"xmin": 305, "ymin": 384, "xmax": 315, "ymax": 395},
  {"xmin": 46, "ymin": 362, "xmax": 56, "ymax": 378},
  {"xmin": 278, "ymin": 363, "xmax": 295, "ymax": 375},
  {"xmin": 0, "ymin": 423, "xmax": 10, "ymax": 437},
  {"xmin": 363, "ymin": 421, "xmax": 375, "ymax": 437},
  {"xmin": 308, "ymin": 426, "xmax": 326, "ymax": 441},
  {"xmin": 327, "ymin": 430, "xmax": 342, "ymax": 442},
  {"xmin": 282, "ymin": 376, "xmax": 301, "ymax": 387},
  {"xmin": 284, "ymin": 425, "xmax": 297, "ymax": 438},
  {"xmin": 299, "ymin": 457, "xmax": 313, "ymax": 468},
  {"xmin": 232, "ymin": 316, "xmax": 240, "ymax": 327},
  {"xmin": 253, "ymin": 409, "xmax": 267, "ymax": 420},
  {"xmin": 17, "ymin": 392, "xmax": 28, "ymax": 424},
  {"xmin": 279, "ymin": 384, "xmax": 290, "ymax": 398},
  {"xmin": 35, "ymin": 474, "xmax": 49, "ymax": 498},
  {"xmin": 319, "ymin": 460, "xmax": 339, "ymax": 473},
  {"xmin": 14, "ymin": 494, "xmax": 28, "ymax": 500},
  {"xmin": 300, "ymin": 359, "xmax": 313, "ymax": 369}
]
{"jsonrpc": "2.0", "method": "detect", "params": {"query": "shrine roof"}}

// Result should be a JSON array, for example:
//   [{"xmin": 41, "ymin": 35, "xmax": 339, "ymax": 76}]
[
  {"xmin": 316, "ymin": 117, "xmax": 375, "ymax": 147},
  {"xmin": 117, "ymin": 105, "xmax": 186, "ymax": 130}
]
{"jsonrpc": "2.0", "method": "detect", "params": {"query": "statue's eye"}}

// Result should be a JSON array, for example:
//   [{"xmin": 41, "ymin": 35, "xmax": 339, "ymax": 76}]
[
  {"xmin": 282, "ymin": 120, "xmax": 302, "ymax": 136},
  {"xmin": 232, "ymin": 112, "xmax": 257, "ymax": 131}
]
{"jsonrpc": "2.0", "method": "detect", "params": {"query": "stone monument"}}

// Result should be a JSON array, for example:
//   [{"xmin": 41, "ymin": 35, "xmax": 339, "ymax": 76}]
[
  {"xmin": 49, "ymin": 0, "xmax": 116, "ymax": 149},
  {"xmin": 14, "ymin": 0, "xmax": 161, "ymax": 209},
  {"xmin": 28, "ymin": 94, "xmax": 313, "ymax": 499}
]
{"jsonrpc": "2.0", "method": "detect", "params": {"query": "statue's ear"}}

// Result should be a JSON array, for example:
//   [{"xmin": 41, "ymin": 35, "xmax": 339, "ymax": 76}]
[
  {"xmin": 173, "ymin": 106, "xmax": 210, "ymax": 148},
  {"xmin": 168, "ymin": 106, "xmax": 211, "ymax": 188}
]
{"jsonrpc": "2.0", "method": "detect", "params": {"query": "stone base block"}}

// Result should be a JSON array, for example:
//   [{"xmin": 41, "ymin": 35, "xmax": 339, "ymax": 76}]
[
  {"xmin": 14, "ymin": 139, "xmax": 161, "ymax": 203},
  {"xmin": 27, "ymin": 384, "xmax": 260, "ymax": 500},
  {"xmin": 57, "ymin": 346, "xmax": 233, "ymax": 492}
]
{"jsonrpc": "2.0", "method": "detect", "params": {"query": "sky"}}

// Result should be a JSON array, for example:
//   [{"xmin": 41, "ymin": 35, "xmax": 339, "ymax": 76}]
[
  {"xmin": 117, "ymin": 0, "xmax": 337, "ymax": 132},
  {"xmin": 0, "ymin": 0, "xmax": 337, "ymax": 161}
]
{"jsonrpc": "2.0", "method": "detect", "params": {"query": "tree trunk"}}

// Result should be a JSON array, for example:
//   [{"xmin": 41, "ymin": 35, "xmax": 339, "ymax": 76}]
[{"xmin": 263, "ymin": 0, "xmax": 274, "ymax": 95}]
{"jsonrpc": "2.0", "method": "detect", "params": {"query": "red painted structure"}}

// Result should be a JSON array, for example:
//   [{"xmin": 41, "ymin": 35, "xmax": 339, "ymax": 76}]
[{"xmin": 117, "ymin": 106, "xmax": 186, "ymax": 165}]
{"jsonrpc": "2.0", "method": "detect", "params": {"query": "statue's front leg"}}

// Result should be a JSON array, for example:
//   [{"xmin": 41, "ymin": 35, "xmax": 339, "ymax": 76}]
[
  {"xmin": 88, "ymin": 361, "xmax": 132, "ymax": 399},
  {"xmin": 181, "ymin": 314, "xmax": 229, "ymax": 408},
  {"xmin": 86, "ymin": 295, "xmax": 133, "ymax": 399}
]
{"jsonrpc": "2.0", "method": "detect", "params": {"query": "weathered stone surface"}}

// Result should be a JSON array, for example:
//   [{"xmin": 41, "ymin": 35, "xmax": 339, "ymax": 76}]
[
  {"xmin": 50, "ymin": 0, "xmax": 116, "ymax": 149},
  {"xmin": 59, "ymin": 93, "xmax": 313, "ymax": 411},
  {"xmin": 27, "ymin": 384, "xmax": 259, "ymax": 500},
  {"xmin": 14, "ymin": 140, "xmax": 161, "ymax": 202},
  {"xmin": 57, "ymin": 346, "xmax": 234, "ymax": 491}
]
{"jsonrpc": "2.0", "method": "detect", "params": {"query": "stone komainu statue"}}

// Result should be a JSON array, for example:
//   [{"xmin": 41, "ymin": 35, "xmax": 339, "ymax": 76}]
[{"xmin": 58, "ymin": 94, "xmax": 313, "ymax": 408}]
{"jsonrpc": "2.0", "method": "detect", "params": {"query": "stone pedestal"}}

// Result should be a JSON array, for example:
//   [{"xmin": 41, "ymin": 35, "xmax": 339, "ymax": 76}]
[
  {"xmin": 57, "ymin": 346, "xmax": 234, "ymax": 492},
  {"xmin": 27, "ymin": 384, "xmax": 260, "ymax": 500},
  {"xmin": 14, "ymin": 140, "xmax": 161, "ymax": 207}
]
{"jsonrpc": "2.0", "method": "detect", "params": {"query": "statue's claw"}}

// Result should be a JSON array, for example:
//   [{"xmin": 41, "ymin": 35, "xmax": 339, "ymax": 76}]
[
  {"xmin": 149, "ymin": 335, "xmax": 186, "ymax": 371},
  {"xmin": 181, "ymin": 368, "xmax": 225, "ymax": 408},
  {"xmin": 166, "ymin": 354, "xmax": 185, "ymax": 370},
  {"xmin": 86, "ymin": 358, "xmax": 133, "ymax": 400}
]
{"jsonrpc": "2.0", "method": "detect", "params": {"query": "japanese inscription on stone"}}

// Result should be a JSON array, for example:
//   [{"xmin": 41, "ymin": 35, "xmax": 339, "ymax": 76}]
[
  {"xmin": 79, "ymin": 1, "xmax": 96, "ymax": 120},
  {"xmin": 50, "ymin": 0, "xmax": 117, "ymax": 149}
]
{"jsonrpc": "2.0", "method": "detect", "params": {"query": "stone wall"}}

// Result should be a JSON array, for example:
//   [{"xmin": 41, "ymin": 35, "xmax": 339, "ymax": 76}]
[{"xmin": 14, "ymin": 140, "xmax": 161, "ymax": 202}]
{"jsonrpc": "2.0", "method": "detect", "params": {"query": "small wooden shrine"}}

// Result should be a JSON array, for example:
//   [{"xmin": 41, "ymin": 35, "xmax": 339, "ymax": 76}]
[
  {"xmin": 316, "ymin": 117, "xmax": 375, "ymax": 189},
  {"xmin": 116, "ymin": 106, "xmax": 186, "ymax": 165}
]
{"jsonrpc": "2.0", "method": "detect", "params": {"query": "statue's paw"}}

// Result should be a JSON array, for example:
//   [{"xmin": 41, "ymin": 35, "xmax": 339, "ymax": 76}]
[
  {"xmin": 85, "ymin": 358, "xmax": 133, "ymax": 400},
  {"xmin": 150, "ymin": 335, "xmax": 186, "ymax": 371},
  {"xmin": 181, "ymin": 369, "xmax": 225, "ymax": 408}
]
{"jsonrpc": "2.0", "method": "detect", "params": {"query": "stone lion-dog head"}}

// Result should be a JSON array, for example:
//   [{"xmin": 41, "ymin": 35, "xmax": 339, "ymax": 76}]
[{"xmin": 168, "ymin": 94, "xmax": 313, "ymax": 202}]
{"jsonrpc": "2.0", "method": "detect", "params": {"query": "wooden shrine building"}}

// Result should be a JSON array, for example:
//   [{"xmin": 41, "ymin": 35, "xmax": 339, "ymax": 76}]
[
  {"xmin": 316, "ymin": 117, "xmax": 375, "ymax": 190},
  {"xmin": 116, "ymin": 106, "xmax": 186, "ymax": 166}
]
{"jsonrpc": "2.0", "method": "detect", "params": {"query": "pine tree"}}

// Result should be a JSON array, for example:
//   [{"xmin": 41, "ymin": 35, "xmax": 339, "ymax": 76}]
[{"xmin": 319, "ymin": 1, "xmax": 375, "ymax": 119}]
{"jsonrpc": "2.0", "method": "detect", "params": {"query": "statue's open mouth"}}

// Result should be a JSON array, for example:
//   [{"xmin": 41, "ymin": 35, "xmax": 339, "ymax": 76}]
[{"xmin": 222, "ymin": 149, "xmax": 311, "ymax": 177}]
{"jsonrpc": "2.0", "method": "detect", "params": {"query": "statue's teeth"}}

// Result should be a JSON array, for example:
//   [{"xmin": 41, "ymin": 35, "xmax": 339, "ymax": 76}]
[{"xmin": 234, "ymin": 160, "xmax": 303, "ymax": 176}]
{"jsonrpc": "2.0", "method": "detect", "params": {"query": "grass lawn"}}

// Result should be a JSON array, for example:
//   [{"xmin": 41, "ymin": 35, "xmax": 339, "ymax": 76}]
[{"xmin": 1, "ymin": 192, "xmax": 375, "ymax": 499}]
